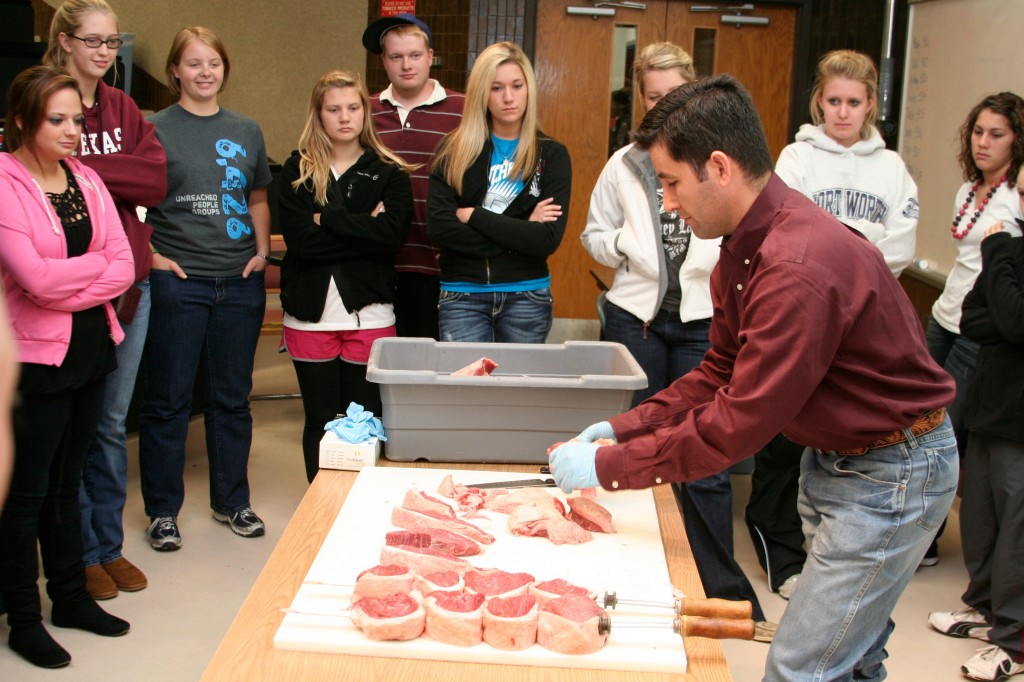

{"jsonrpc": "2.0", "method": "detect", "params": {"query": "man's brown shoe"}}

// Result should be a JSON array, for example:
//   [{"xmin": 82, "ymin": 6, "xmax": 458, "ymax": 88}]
[
  {"xmin": 85, "ymin": 564, "xmax": 118, "ymax": 600},
  {"xmin": 101, "ymin": 557, "xmax": 147, "ymax": 592}
]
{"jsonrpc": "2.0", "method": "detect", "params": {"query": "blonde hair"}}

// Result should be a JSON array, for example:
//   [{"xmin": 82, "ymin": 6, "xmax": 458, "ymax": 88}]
[
  {"xmin": 292, "ymin": 70, "xmax": 412, "ymax": 205},
  {"xmin": 433, "ymin": 42, "xmax": 539, "ymax": 194},
  {"xmin": 809, "ymin": 49, "xmax": 878, "ymax": 140},
  {"xmin": 381, "ymin": 24, "xmax": 430, "ymax": 52},
  {"xmin": 165, "ymin": 26, "xmax": 231, "ymax": 99},
  {"xmin": 634, "ymin": 42, "xmax": 696, "ymax": 96},
  {"xmin": 42, "ymin": 0, "xmax": 118, "ymax": 70}
]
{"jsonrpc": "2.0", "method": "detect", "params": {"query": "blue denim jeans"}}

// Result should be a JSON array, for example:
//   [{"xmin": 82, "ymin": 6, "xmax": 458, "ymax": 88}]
[
  {"xmin": 438, "ymin": 288, "xmax": 552, "ymax": 343},
  {"xmin": 139, "ymin": 271, "xmax": 264, "ymax": 518},
  {"xmin": 79, "ymin": 279, "xmax": 150, "ymax": 566},
  {"xmin": 602, "ymin": 302, "xmax": 711, "ymax": 405},
  {"xmin": 925, "ymin": 316, "xmax": 978, "ymax": 456},
  {"xmin": 765, "ymin": 417, "xmax": 959, "ymax": 681}
]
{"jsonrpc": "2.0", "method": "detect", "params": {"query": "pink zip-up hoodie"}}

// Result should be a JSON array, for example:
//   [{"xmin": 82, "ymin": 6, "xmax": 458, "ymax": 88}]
[{"xmin": 0, "ymin": 152, "xmax": 134, "ymax": 367}]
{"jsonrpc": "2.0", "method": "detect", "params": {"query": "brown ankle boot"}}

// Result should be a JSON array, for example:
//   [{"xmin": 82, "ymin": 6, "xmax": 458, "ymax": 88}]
[
  {"xmin": 101, "ymin": 557, "xmax": 147, "ymax": 592},
  {"xmin": 84, "ymin": 565, "xmax": 117, "ymax": 600}
]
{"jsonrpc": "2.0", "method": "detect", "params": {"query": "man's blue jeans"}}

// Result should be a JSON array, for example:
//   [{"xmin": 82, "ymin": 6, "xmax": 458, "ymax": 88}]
[
  {"xmin": 438, "ymin": 288, "xmax": 552, "ymax": 343},
  {"xmin": 764, "ymin": 417, "xmax": 958, "ymax": 681},
  {"xmin": 139, "ymin": 271, "xmax": 264, "ymax": 519},
  {"xmin": 79, "ymin": 279, "xmax": 151, "ymax": 566}
]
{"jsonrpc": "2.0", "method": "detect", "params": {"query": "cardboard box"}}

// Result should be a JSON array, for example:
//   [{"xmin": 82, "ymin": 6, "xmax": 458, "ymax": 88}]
[
  {"xmin": 366, "ymin": 339, "xmax": 647, "ymax": 463},
  {"xmin": 318, "ymin": 433, "xmax": 380, "ymax": 471}
]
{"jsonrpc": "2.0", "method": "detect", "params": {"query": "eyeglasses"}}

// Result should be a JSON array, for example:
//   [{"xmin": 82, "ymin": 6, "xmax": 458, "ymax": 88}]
[{"xmin": 68, "ymin": 34, "xmax": 123, "ymax": 50}]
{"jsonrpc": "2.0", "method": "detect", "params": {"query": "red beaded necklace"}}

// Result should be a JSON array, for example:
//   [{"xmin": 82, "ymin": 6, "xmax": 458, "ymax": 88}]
[{"xmin": 951, "ymin": 176, "xmax": 1006, "ymax": 239}]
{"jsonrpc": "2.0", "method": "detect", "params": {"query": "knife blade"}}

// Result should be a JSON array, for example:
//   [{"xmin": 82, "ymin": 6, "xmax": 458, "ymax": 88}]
[{"xmin": 466, "ymin": 478, "xmax": 557, "ymax": 489}]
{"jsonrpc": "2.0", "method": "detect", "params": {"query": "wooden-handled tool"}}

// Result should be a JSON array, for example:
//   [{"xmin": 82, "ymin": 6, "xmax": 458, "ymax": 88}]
[
  {"xmin": 598, "ymin": 614, "xmax": 757, "ymax": 640},
  {"xmin": 602, "ymin": 590, "xmax": 753, "ymax": 620}
]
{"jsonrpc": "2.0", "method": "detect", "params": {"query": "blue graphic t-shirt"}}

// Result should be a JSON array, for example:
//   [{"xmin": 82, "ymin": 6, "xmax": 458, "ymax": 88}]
[{"xmin": 482, "ymin": 134, "xmax": 523, "ymax": 214}]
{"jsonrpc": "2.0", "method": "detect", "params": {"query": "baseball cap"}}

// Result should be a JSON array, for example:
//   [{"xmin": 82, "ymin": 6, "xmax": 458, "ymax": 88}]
[{"xmin": 362, "ymin": 13, "xmax": 433, "ymax": 54}]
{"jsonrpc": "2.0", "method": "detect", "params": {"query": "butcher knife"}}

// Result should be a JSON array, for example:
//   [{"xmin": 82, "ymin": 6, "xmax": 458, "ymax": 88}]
[{"xmin": 466, "ymin": 478, "xmax": 557, "ymax": 489}]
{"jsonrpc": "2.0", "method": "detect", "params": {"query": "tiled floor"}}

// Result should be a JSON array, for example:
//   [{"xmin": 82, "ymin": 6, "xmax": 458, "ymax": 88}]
[{"xmin": 0, "ymin": 337, "xmax": 984, "ymax": 681}]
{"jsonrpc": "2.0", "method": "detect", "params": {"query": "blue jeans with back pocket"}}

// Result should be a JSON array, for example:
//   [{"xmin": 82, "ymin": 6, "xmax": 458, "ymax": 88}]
[{"xmin": 764, "ymin": 416, "xmax": 959, "ymax": 681}]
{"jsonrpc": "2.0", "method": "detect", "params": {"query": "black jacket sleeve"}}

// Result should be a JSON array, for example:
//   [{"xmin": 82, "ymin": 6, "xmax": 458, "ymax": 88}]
[
  {"xmin": 427, "ymin": 165, "xmax": 507, "ymax": 257},
  {"xmin": 962, "ymin": 232, "xmax": 1024, "ymax": 344},
  {"xmin": 279, "ymin": 155, "xmax": 411, "ymax": 262},
  {"xmin": 467, "ymin": 139, "xmax": 572, "ymax": 258}
]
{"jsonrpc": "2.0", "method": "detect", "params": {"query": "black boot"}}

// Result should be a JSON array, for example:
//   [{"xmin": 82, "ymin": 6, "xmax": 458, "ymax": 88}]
[
  {"xmin": 1, "ymin": 533, "xmax": 71, "ymax": 668},
  {"xmin": 40, "ymin": 520, "xmax": 130, "ymax": 637}
]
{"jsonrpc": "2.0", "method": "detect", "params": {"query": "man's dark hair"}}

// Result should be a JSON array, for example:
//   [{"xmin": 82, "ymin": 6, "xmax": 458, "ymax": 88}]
[{"xmin": 634, "ymin": 73, "xmax": 773, "ymax": 182}]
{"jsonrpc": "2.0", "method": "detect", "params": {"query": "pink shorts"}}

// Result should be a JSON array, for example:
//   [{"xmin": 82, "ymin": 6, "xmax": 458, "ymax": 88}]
[{"xmin": 281, "ymin": 326, "xmax": 396, "ymax": 364}]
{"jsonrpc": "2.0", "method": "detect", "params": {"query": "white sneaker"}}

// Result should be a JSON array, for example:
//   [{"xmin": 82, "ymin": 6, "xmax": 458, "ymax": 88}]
[
  {"xmin": 962, "ymin": 645, "xmax": 1024, "ymax": 681},
  {"xmin": 929, "ymin": 606, "xmax": 991, "ymax": 641},
  {"xmin": 777, "ymin": 574, "xmax": 799, "ymax": 600}
]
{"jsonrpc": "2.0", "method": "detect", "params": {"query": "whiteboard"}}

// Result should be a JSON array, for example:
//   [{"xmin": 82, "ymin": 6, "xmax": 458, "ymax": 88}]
[{"xmin": 899, "ymin": 0, "xmax": 1024, "ymax": 276}]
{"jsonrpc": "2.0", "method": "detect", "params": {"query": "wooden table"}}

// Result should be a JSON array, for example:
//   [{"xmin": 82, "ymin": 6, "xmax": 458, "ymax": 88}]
[{"xmin": 202, "ymin": 461, "xmax": 732, "ymax": 681}]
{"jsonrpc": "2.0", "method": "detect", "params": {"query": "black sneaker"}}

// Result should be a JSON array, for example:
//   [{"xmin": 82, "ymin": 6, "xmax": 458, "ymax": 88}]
[
  {"xmin": 213, "ymin": 507, "xmax": 265, "ymax": 537},
  {"xmin": 147, "ymin": 516, "xmax": 181, "ymax": 551}
]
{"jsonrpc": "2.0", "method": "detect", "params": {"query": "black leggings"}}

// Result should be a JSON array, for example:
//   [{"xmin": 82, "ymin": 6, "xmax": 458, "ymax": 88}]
[{"xmin": 291, "ymin": 358, "xmax": 381, "ymax": 483}]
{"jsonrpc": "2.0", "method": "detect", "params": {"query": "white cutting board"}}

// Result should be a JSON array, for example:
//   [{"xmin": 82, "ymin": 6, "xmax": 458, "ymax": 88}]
[{"xmin": 273, "ymin": 467, "xmax": 686, "ymax": 674}]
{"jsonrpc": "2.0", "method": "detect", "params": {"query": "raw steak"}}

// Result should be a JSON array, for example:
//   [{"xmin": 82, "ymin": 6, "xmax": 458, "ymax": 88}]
[
  {"xmin": 483, "ymin": 487, "xmax": 559, "ymax": 514},
  {"xmin": 402, "ymin": 489, "xmax": 456, "ymax": 519},
  {"xmin": 391, "ymin": 505, "xmax": 495, "ymax": 545},
  {"xmin": 483, "ymin": 593, "xmax": 539, "ymax": 651},
  {"xmin": 537, "ymin": 593, "xmax": 608, "ymax": 655},
  {"xmin": 385, "ymin": 529, "xmax": 482, "ymax": 557},
  {"xmin": 415, "ymin": 571, "xmax": 464, "ymax": 596},
  {"xmin": 436, "ymin": 474, "xmax": 509, "ymax": 517},
  {"xmin": 451, "ymin": 357, "xmax": 498, "ymax": 376},
  {"xmin": 507, "ymin": 501, "xmax": 593, "ymax": 545},
  {"xmin": 379, "ymin": 543, "xmax": 470, "ymax": 576},
  {"xmin": 352, "ymin": 564, "xmax": 414, "ymax": 599},
  {"xmin": 424, "ymin": 591, "xmax": 486, "ymax": 646},
  {"xmin": 567, "ymin": 497, "xmax": 615, "ymax": 534},
  {"xmin": 464, "ymin": 569, "xmax": 535, "ymax": 599},
  {"xmin": 529, "ymin": 578, "xmax": 594, "ymax": 605},
  {"xmin": 350, "ymin": 592, "xmax": 425, "ymax": 641}
]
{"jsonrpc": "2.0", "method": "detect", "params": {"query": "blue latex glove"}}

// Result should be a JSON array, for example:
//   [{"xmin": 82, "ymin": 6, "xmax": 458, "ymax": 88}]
[
  {"xmin": 577, "ymin": 420, "xmax": 616, "ymax": 444},
  {"xmin": 324, "ymin": 402, "xmax": 388, "ymax": 443},
  {"xmin": 548, "ymin": 441, "xmax": 600, "ymax": 494}
]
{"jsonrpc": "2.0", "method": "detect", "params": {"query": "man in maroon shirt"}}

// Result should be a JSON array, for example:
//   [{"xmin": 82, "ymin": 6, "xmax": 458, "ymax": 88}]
[
  {"xmin": 550, "ymin": 75, "xmax": 958, "ymax": 681},
  {"xmin": 362, "ymin": 14, "xmax": 464, "ymax": 339}
]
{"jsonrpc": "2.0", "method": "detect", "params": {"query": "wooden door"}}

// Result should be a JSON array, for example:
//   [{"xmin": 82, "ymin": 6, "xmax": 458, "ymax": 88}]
[{"xmin": 534, "ymin": 1, "xmax": 797, "ymax": 320}]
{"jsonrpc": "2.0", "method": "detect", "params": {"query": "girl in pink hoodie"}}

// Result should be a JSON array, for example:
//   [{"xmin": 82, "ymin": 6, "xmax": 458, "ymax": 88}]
[{"xmin": 0, "ymin": 66, "xmax": 133, "ymax": 669}]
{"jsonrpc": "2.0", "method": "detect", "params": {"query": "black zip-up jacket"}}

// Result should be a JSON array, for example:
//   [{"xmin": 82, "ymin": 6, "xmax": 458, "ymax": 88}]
[
  {"xmin": 277, "ymin": 148, "xmax": 412, "ymax": 323},
  {"xmin": 961, "ymin": 221, "xmax": 1024, "ymax": 443},
  {"xmin": 426, "ymin": 134, "xmax": 572, "ymax": 284}
]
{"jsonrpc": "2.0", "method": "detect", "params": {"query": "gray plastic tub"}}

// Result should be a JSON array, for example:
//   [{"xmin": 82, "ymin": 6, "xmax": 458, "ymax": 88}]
[{"xmin": 366, "ymin": 338, "xmax": 647, "ymax": 463}]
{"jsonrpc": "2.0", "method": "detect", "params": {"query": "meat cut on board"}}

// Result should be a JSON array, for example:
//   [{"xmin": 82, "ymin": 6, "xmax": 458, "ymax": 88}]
[{"xmin": 274, "ymin": 467, "xmax": 686, "ymax": 674}]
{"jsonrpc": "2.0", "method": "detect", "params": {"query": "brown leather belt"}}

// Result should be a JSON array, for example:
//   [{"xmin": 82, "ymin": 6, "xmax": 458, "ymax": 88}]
[{"xmin": 834, "ymin": 407, "xmax": 947, "ymax": 456}]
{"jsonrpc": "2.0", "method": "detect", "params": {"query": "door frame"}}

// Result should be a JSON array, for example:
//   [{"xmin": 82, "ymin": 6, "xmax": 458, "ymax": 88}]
[{"xmin": 524, "ymin": 0, "xmax": 812, "ymax": 140}]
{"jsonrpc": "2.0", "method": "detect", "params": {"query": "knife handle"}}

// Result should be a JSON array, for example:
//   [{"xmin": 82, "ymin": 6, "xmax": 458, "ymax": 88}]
[
  {"xmin": 678, "ymin": 616, "xmax": 755, "ymax": 640},
  {"xmin": 680, "ymin": 597, "xmax": 753, "ymax": 620}
]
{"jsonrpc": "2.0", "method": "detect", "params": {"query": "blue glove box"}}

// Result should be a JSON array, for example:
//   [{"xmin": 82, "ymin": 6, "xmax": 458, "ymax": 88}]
[{"xmin": 366, "ymin": 338, "xmax": 647, "ymax": 463}]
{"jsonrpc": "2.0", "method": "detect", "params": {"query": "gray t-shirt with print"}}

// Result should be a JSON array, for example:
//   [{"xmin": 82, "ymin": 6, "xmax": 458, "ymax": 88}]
[{"xmin": 146, "ymin": 104, "xmax": 271, "ymax": 277}]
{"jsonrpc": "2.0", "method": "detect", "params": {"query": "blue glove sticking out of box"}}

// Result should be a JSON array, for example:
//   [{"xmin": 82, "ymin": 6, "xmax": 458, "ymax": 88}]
[
  {"xmin": 548, "ymin": 441, "xmax": 600, "ymax": 493},
  {"xmin": 325, "ymin": 402, "xmax": 387, "ymax": 443}
]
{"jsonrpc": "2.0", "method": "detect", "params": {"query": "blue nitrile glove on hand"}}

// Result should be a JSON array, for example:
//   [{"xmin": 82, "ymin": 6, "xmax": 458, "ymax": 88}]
[
  {"xmin": 577, "ymin": 420, "xmax": 616, "ymax": 444},
  {"xmin": 549, "ymin": 441, "xmax": 600, "ymax": 494},
  {"xmin": 325, "ymin": 402, "xmax": 388, "ymax": 443}
]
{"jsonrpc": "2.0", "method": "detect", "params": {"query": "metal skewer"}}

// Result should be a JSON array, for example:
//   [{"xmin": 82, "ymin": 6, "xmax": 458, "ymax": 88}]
[
  {"xmin": 601, "ymin": 590, "xmax": 753, "ymax": 619},
  {"xmin": 598, "ymin": 613, "xmax": 757, "ymax": 640},
  {"xmin": 280, "ymin": 607, "xmax": 352, "ymax": 618}
]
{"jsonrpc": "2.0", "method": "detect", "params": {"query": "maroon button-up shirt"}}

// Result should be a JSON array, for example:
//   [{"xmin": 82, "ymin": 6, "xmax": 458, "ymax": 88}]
[{"xmin": 599, "ymin": 174, "xmax": 954, "ymax": 490}]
